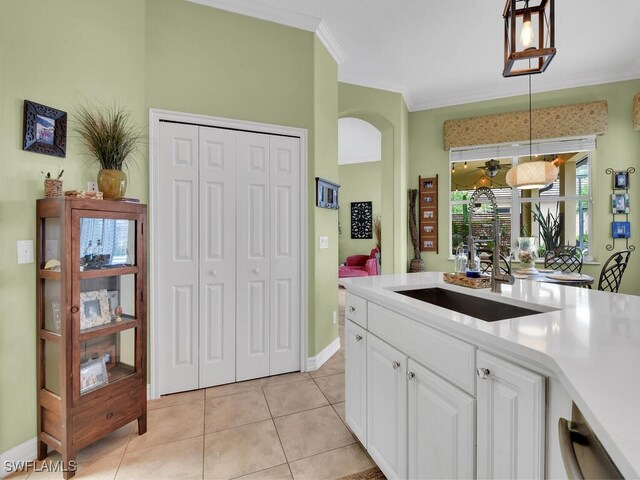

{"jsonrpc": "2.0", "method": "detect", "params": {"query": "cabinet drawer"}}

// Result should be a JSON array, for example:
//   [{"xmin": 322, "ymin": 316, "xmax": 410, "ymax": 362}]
[
  {"xmin": 345, "ymin": 293, "xmax": 367, "ymax": 328},
  {"xmin": 368, "ymin": 303, "xmax": 476, "ymax": 395},
  {"xmin": 73, "ymin": 387, "xmax": 144, "ymax": 445}
]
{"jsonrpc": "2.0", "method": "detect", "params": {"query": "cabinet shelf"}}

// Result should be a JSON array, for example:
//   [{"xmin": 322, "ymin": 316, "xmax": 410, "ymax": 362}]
[
  {"xmin": 39, "ymin": 270, "xmax": 61, "ymax": 280},
  {"xmin": 78, "ymin": 266, "xmax": 138, "ymax": 279},
  {"xmin": 80, "ymin": 364, "xmax": 137, "ymax": 398},
  {"xmin": 79, "ymin": 315, "xmax": 138, "ymax": 341}
]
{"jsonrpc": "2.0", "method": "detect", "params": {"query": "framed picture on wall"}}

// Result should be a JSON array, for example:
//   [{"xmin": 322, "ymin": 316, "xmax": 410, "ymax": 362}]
[
  {"xmin": 315, "ymin": 177, "xmax": 340, "ymax": 209},
  {"xmin": 23, "ymin": 100, "xmax": 67, "ymax": 157},
  {"xmin": 612, "ymin": 193, "xmax": 630, "ymax": 214},
  {"xmin": 614, "ymin": 171, "xmax": 629, "ymax": 190},
  {"xmin": 612, "ymin": 221, "xmax": 631, "ymax": 239}
]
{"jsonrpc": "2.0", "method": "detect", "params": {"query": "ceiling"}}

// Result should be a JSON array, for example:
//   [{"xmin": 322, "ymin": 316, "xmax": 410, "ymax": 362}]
[{"xmin": 189, "ymin": 0, "xmax": 640, "ymax": 111}]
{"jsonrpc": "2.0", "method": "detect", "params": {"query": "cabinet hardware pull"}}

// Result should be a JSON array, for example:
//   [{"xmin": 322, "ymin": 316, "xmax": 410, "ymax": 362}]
[
  {"xmin": 348, "ymin": 306, "xmax": 356, "ymax": 313},
  {"xmin": 477, "ymin": 368, "xmax": 490, "ymax": 379},
  {"xmin": 355, "ymin": 334, "xmax": 363, "ymax": 342},
  {"xmin": 71, "ymin": 305, "xmax": 79, "ymax": 314},
  {"xmin": 106, "ymin": 412, "xmax": 114, "ymax": 419},
  {"xmin": 558, "ymin": 418, "xmax": 585, "ymax": 480},
  {"xmin": 407, "ymin": 371, "xmax": 415, "ymax": 379},
  {"xmin": 392, "ymin": 361, "xmax": 401, "ymax": 370}
]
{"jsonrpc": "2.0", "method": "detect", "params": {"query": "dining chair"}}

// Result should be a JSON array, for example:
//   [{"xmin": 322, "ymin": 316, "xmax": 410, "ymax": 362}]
[
  {"xmin": 478, "ymin": 248, "xmax": 511, "ymax": 275},
  {"xmin": 544, "ymin": 245, "xmax": 583, "ymax": 273},
  {"xmin": 597, "ymin": 250, "xmax": 632, "ymax": 293}
]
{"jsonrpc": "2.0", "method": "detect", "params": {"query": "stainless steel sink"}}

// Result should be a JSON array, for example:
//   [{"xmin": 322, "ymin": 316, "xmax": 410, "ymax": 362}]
[{"xmin": 396, "ymin": 287, "xmax": 544, "ymax": 322}]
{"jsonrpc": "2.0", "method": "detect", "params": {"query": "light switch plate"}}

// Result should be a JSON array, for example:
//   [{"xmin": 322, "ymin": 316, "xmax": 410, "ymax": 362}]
[
  {"xmin": 319, "ymin": 236, "xmax": 329, "ymax": 249},
  {"xmin": 17, "ymin": 240, "xmax": 34, "ymax": 264}
]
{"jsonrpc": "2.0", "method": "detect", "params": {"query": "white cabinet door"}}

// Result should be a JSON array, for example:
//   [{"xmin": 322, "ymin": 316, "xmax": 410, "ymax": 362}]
[
  {"xmin": 407, "ymin": 359, "xmax": 475, "ymax": 479},
  {"xmin": 198, "ymin": 127, "xmax": 237, "ymax": 388},
  {"xmin": 236, "ymin": 132, "xmax": 271, "ymax": 381},
  {"xmin": 476, "ymin": 350, "xmax": 545, "ymax": 479},
  {"xmin": 345, "ymin": 320, "xmax": 367, "ymax": 447},
  {"xmin": 268, "ymin": 135, "xmax": 301, "ymax": 375},
  {"xmin": 158, "ymin": 122, "xmax": 200, "ymax": 395},
  {"xmin": 367, "ymin": 334, "xmax": 407, "ymax": 480}
]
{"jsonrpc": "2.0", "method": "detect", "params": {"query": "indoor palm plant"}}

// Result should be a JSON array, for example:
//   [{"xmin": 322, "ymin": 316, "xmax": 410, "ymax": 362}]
[{"xmin": 76, "ymin": 103, "xmax": 142, "ymax": 199}]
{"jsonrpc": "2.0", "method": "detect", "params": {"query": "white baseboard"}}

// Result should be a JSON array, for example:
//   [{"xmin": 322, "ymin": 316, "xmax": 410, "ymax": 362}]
[
  {"xmin": 306, "ymin": 336, "xmax": 340, "ymax": 371},
  {"xmin": 1, "ymin": 437, "xmax": 36, "ymax": 479}
]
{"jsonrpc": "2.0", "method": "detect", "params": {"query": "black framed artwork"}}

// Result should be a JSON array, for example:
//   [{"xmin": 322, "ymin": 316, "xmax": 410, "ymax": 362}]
[
  {"xmin": 351, "ymin": 201, "xmax": 373, "ymax": 239},
  {"xmin": 614, "ymin": 171, "xmax": 629, "ymax": 190},
  {"xmin": 23, "ymin": 100, "xmax": 67, "ymax": 157}
]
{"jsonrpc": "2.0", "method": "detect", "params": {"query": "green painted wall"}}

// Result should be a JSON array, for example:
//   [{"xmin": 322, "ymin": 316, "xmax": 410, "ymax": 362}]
[
  {"xmin": 338, "ymin": 162, "xmax": 382, "ymax": 261},
  {"xmin": 409, "ymin": 79, "xmax": 640, "ymax": 295},
  {"xmin": 1, "ymin": 0, "xmax": 340, "ymax": 454},
  {"xmin": 0, "ymin": 0, "xmax": 147, "ymax": 455},
  {"xmin": 309, "ymin": 37, "xmax": 340, "ymax": 355},
  {"xmin": 338, "ymin": 83, "xmax": 409, "ymax": 273}
]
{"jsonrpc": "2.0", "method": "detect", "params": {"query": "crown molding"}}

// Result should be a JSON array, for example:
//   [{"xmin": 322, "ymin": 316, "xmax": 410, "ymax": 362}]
[
  {"xmin": 186, "ymin": 0, "xmax": 345, "ymax": 65},
  {"xmin": 315, "ymin": 21, "xmax": 346, "ymax": 65},
  {"xmin": 408, "ymin": 70, "xmax": 640, "ymax": 112},
  {"xmin": 338, "ymin": 75, "xmax": 411, "ymax": 111}
]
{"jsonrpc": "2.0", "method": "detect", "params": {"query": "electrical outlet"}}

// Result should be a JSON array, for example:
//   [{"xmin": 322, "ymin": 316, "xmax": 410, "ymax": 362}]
[
  {"xmin": 87, "ymin": 181, "xmax": 99, "ymax": 192},
  {"xmin": 320, "ymin": 236, "xmax": 329, "ymax": 249},
  {"xmin": 16, "ymin": 240, "xmax": 34, "ymax": 264},
  {"xmin": 332, "ymin": 311, "xmax": 337, "ymax": 324}
]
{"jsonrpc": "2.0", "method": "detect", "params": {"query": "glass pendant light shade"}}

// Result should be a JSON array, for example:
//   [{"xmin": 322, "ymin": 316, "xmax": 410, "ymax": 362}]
[{"xmin": 505, "ymin": 161, "xmax": 558, "ymax": 189}]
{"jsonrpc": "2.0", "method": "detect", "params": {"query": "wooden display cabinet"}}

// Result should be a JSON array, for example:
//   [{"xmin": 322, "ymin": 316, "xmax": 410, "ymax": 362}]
[{"xmin": 36, "ymin": 198, "xmax": 147, "ymax": 478}]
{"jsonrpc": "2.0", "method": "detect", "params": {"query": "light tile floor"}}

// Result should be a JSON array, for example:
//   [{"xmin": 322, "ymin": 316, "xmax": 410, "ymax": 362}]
[{"xmin": 15, "ymin": 288, "xmax": 373, "ymax": 480}]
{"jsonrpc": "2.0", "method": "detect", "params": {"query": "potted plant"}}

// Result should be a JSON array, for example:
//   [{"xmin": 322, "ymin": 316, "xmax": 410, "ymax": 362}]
[
  {"xmin": 532, "ymin": 202, "xmax": 562, "ymax": 254},
  {"xmin": 75, "ymin": 103, "xmax": 142, "ymax": 199}
]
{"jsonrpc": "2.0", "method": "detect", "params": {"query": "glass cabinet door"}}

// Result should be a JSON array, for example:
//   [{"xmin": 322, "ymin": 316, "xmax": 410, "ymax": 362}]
[{"xmin": 72, "ymin": 211, "xmax": 143, "ymax": 400}]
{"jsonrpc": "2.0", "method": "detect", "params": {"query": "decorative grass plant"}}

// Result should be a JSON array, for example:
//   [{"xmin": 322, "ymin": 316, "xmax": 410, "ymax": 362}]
[{"xmin": 75, "ymin": 103, "xmax": 142, "ymax": 171}]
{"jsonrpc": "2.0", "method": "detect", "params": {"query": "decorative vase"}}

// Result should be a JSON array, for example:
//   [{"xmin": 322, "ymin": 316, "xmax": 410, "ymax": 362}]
[
  {"xmin": 409, "ymin": 258, "xmax": 425, "ymax": 272},
  {"xmin": 517, "ymin": 237, "xmax": 538, "ymax": 274},
  {"xmin": 44, "ymin": 179, "xmax": 63, "ymax": 198},
  {"xmin": 97, "ymin": 169, "xmax": 127, "ymax": 199}
]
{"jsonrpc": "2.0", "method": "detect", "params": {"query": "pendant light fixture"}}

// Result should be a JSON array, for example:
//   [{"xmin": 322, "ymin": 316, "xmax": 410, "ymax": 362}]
[
  {"xmin": 505, "ymin": 74, "xmax": 559, "ymax": 189},
  {"xmin": 503, "ymin": 0, "xmax": 556, "ymax": 77}
]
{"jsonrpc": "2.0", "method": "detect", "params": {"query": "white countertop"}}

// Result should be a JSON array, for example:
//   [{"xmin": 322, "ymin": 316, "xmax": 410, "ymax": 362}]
[{"xmin": 341, "ymin": 272, "xmax": 640, "ymax": 479}]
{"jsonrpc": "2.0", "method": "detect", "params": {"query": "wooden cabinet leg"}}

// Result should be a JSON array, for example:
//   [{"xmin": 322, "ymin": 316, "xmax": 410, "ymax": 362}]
[
  {"xmin": 62, "ymin": 450, "xmax": 77, "ymax": 479},
  {"xmin": 137, "ymin": 413, "xmax": 147, "ymax": 435},
  {"xmin": 37, "ymin": 440, "xmax": 48, "ymax": 461}
]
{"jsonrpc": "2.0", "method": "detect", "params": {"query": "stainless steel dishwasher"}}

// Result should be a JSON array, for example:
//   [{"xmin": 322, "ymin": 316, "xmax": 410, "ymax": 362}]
[{"xmin": 558, "ymin": 403, "xmax": 623, "ymax": 479}]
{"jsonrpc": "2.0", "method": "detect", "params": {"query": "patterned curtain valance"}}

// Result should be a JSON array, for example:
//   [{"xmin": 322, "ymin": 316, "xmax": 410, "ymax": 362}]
[
  {"xmin": 443, "ymin": 100, "xmax": 608, "ymax": 150},
  {"xmin": 633, "ymin": 93, "xmax": 640, "ymax": 131}
]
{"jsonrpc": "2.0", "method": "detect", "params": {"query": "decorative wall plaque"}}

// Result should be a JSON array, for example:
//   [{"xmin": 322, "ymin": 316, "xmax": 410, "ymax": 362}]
[{"xmin": 351, "ymin": 201, "xmax": 373, "ymax": 239}]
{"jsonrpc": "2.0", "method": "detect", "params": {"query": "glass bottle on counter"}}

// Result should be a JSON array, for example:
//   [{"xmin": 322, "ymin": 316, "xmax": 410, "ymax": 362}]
[{"xmin": 454, "ymin": 243, "xmax": 468, "ymax": 274}]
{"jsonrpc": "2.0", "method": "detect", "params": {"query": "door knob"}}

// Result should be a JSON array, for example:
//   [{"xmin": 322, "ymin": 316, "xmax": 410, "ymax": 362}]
[
  {"xmin": 252, "ymin": 268, "xmax": 260, "ymax": 274},
  {"xmin": 348, "ymin": 306, "xmax": 356, "ymax": 313},
  {"xmin": 355, "ymin": 334, "xmax": 363, "ymax": 342},
  {"xmin": 407, "ymin": 371, "xmax": 415, "ymax": 380},
  {"xmin": 477, "ymin": 368, "xmax": 490, "ymax": 379},
  {"xmin": 392, "ymin": 361, "xmax": 401, "ymax": 370}
]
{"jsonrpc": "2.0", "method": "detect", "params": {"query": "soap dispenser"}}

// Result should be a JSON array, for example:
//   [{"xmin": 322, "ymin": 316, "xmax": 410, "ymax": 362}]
[
  {"xmin": 466, "ymin": 239, "xmax": 481, "ymax": 278},
  {"xmin": 454, "ymin": 243, "xmax": 468, "ymax": 274}
]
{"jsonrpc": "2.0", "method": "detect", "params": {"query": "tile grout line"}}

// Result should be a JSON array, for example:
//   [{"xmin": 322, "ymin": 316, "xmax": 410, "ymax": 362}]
[{"xmin": 260, "ymin": 384, "xmax": 292, "ymax": 470}]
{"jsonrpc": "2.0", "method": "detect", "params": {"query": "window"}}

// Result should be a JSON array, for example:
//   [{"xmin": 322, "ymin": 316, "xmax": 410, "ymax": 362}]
[{"xmin": 449, "ymin": 138, "xmax": 594, "ymax": 260}]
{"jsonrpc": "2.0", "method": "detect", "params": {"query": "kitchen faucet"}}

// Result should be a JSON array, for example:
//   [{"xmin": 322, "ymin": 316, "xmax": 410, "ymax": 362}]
[{"xmin": 467, "ymin": 187, "xmax": 515, "ymax": 293}]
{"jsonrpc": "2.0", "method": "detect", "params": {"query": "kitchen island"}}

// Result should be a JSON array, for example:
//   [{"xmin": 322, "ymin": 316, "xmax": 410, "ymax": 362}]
[{"xmin": 341, "ymin": 272, "xmax": 640, "ymax": 479}]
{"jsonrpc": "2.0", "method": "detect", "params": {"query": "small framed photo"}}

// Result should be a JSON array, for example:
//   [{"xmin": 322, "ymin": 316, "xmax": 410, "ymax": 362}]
[
  {"xmin": 23, "ymin": 100, "xmax": 67, "ymax": 157},
  {"xmin": 79, "ymin": 289, "xmax": 111, "ymax": 330},
  {"xmin": 614, "ymin": 171, "xmax": 629, "ymax": 190},
  {"xmin": 612, "ymin": 193, "xmax": 630, "ymax": 214},
  {"xmin": 423, "ymin": 239, "xmax": 434, "ymax": 249},
  {"xmin": 422, "ymin": 208, "xmax": 436, "ymax": 220},
  {"xmin": 612, "ymin": 221, "xmax": 631, "ymax": 239},
  {"xmin": 423, "ymin": 224, "xmax": 435, "ymax": 234},
  {"xmin": 422, "ymin": 180, "xmax": 434, "ymax": 190},
  {"xmin": 80, "ymin": 357, "xmax": 108, "ymax": 395},
  {"xmin": 423, "ymin": 195, "xmax": 434, "ymax": 204}
]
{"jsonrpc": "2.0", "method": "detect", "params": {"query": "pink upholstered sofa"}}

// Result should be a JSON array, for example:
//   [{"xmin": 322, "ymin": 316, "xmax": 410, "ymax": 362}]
[{"xmin": 338, "ymin": 248, "xmax": 380, "ymax": 278}]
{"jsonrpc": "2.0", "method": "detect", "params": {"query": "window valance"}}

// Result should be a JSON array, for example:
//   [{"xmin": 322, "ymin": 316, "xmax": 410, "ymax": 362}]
[
  {"xmin": 443, "ymin": 100, "xmax": 607, "ymax": 150},
  {"xmin": 633, "ymin": 93, "xmax": 640, "ymax": 131}
]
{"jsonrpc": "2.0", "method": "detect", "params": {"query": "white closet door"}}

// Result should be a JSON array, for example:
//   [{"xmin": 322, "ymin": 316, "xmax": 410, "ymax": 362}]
[
  {"xmin": 198, "ymin": 127, "xmax": 237, "ymax": 387},
  {"xmin": 158, "ymin": 122, "xmax": 200, "ymax": 394},
  {"xmin": 269, "ymin": 136, "xmax": 301, "ymax": 375},
  {"xmin": 236, "ymin": 132, "xmax": 271, "ymax": 381}
]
